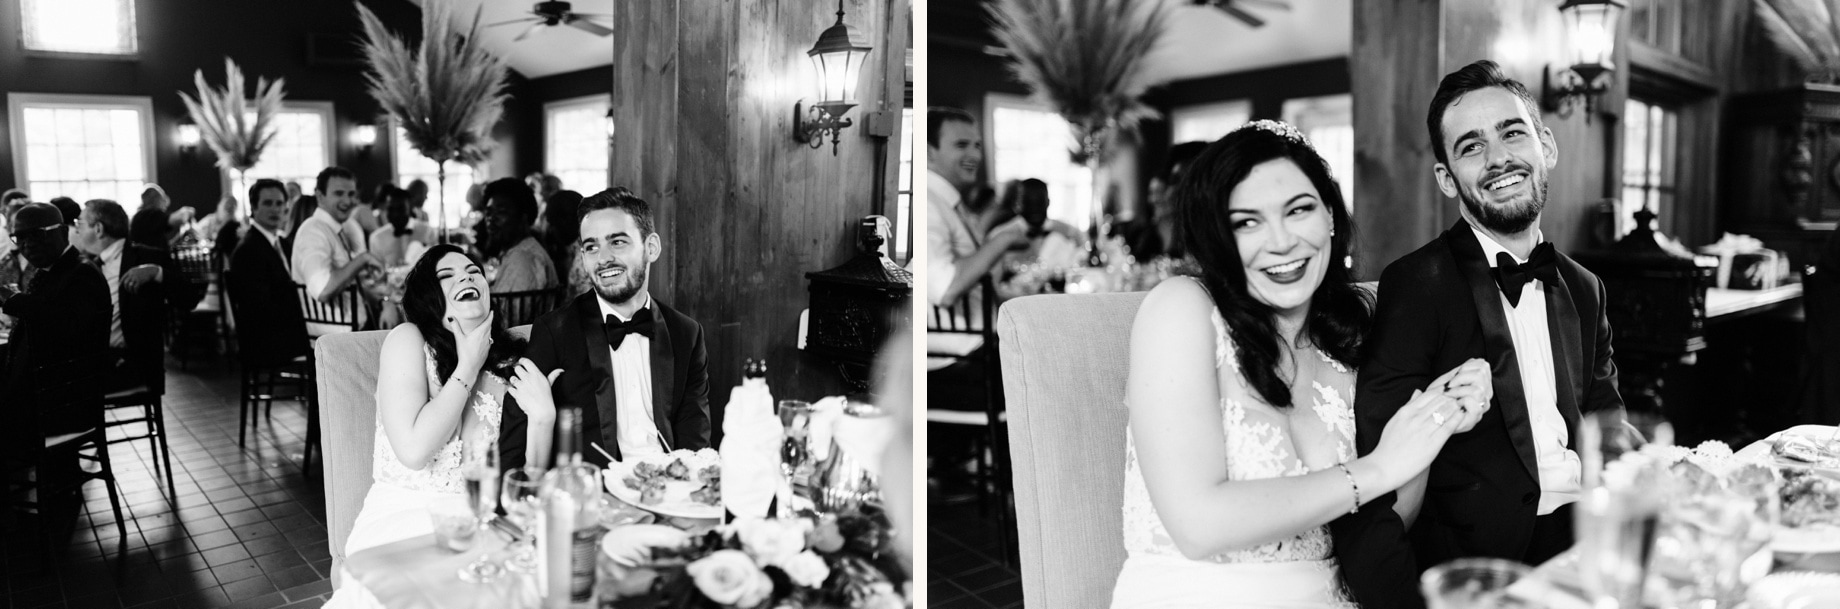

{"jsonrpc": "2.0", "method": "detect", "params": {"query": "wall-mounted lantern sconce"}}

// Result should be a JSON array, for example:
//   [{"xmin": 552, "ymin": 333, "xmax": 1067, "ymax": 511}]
[
  {"xmin": 794, "ymin": 0, "xmax": 873, "ymax": 155},
  {"xmin": 605, "ymin": 107, "xmax": 616, "ymax": 144},
  {"xmin": 351, "ymin": 124, "xmax": 378, "ymax": 154},
  {"xmin": 176, "ymin": 122, "xmax": 201, "ymax": 153},
  {"xmin": 1542, "ymin": 0, "xmax": 1625, "ymax": 120}
]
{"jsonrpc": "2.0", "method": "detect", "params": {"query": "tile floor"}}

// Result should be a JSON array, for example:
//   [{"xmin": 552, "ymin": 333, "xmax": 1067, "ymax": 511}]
[
  {"xmin": 3, "ymin": 352, "xmax": 333, "ymax": 609},
  {"xmin": 926, "ymin": 479, "xmax": 1021, "ymax": 609}
]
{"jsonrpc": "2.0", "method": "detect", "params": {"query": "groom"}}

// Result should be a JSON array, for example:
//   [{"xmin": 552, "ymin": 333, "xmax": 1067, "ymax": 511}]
[
  {"xmin": 499, "ymin": 187, "xmax": 712, "ymax": 470},
  {"xmin": 1331, "ymin": 60, "xmax": 1625, "ymax": 608}
]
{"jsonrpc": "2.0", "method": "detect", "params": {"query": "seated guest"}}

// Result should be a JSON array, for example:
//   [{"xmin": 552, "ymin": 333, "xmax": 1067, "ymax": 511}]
[
  {"xmin": 48, "ymin": 198, "xmax": 80, "ymax": 242},
  {"xmin": 989, "ymin": 179, "xmax": 1090, "ymax": 299},
  {"xmin": 284, "ymin": 194, "xmax": 317, "ymax": 248},
  {"xmin": 539, "ymin": 190, "xmax": 593, "ymax": 298},
  {"xmin": 368, "ymin": 185, "xmax": 428, "ymax": 267},
  {"xmin": 72, "ymin": 199, "xmax": 175, "ymax": 392},
  {"xmin": 0, "ymin": 188, "xmax": 30, "ymax": 259},
  {"xmin": 500, "ymin": 187, "xmax": 711, "ymax": 469},
  {"xmin": 405, "ymin": 179, "xmax": 432, "ymax": 223},
  {"xmin": 0, "ymin": 203, "xmax": 111, "ymax": 441},
  {"xmin": 927, "ymin": 107, "xmax": 1027, "ymax": 314},
  {"xmin": 229, "ymin": 179, "xmax": 309, "ymax": 367},
  {"xmin": 292, "ymin": 167, "xmax": 382, "ymax": 332},
  {"xmin": 479, "ymin": 177, "xmax": 558, "ymax": 292},
  {"xmin": 1115, "ymin": 141, "xmax": 1206, "ymax": 261},
  {"xmin": 354, "ymin": 184, "xmax": 387, "ymax": 239},
  {"xmin": 130, "ymin": 184, "xmax": 194, "ymax": 250},
  {"xmin": 200, "ymin": 196, "xmax": 246, "ymax": 262}
]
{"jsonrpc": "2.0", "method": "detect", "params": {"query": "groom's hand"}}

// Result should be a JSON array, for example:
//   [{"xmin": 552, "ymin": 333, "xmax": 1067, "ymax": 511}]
[{"xmin": 1437, "ymin": 359, "xmax": 1492, "ymax": 433}]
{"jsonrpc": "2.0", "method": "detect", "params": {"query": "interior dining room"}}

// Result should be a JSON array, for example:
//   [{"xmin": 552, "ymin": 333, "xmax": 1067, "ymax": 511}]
[
  {"xmin": 0, "ymin": 0, "xmax": 912, "ymax": 607},
  {"xmin": 928, "ymin": 1, "xmax": 1840, "ymax": 607}
]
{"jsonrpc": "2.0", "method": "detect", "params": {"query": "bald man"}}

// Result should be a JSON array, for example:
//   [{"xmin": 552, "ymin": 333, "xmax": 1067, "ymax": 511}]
[{"xmin": 0, "ymin": 203, "xmax": 110, "ymax": 440}]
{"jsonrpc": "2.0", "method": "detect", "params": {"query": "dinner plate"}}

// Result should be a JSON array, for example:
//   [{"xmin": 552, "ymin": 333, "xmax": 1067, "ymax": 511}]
[
  {"xmin": 602, "ymin": 461, "xmax": 722, "ymax": 520},
  {"xmin": 1747, "ymin": 572, "xmax": 1840, "ymax": 609},
  {"xmin": 1773, "ymin": 523, "xmax": 1840, "ymax": 554}
]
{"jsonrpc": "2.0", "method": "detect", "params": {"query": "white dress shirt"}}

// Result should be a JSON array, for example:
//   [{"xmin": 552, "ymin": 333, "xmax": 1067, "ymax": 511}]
[
  {"xmin": 596, "ymin": 293, "xmax": 666, "ymax": 459},
  {"xmin": 1472, "ymin": 227, "xmax": 1581, "ymax": 515},
  {"xmin": 98, "ymin": 239, "xmax": 125, "ymax": 349},
  {"xmin": 291, "ymin": 208, "xmax": 370, "ymax": 333},
  {"xmin": 926, "ymin": 170, "xmax": 979, "ymax": 306}
]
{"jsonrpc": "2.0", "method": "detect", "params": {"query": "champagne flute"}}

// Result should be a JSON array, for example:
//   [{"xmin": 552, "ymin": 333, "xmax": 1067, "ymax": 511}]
[
  {"xmin": 777, "ymin": 400, "xmax": 814, "ymax": 488},
  {"xmin": 500, "ymin": 467, "xmax": 543, "ymax": 573},
  {"xmin": 457, "ymin": 444, "xmax": 503, "ymax": 584}
]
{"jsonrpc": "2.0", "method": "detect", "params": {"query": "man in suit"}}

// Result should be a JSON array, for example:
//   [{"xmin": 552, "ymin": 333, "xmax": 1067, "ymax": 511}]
[
  {"xmin": 0, "ymin": 203, "xmax": 111, "ymax": 442},
  {"xmin": 500, "ymin": 187, "xmax": 711, "ymax": 470},
  {"xmin": 72, "ymin": 199, "xmax": 176, "ymax": 392},
  {"xmin": 1332, "ymin": 60, "xmax": 1625, "ymax": 609},
  {"xmin": 228, "ymin": 179, "xmax": 310, "ymax": 367}
]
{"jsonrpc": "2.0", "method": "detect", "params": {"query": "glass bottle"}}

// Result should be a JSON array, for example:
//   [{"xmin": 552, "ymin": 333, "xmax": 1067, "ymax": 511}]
[{"xmin": 537, "ymin": 408, "xmax": 601, "ymax": 608}]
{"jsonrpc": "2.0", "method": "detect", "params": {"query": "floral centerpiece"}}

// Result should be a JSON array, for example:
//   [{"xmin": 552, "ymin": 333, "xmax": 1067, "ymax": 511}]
[{"xmin": 605, "ymin": 508, "xmax": 908, "ymax": 609}]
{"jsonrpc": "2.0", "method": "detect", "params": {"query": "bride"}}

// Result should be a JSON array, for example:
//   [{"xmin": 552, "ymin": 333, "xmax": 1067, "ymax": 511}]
[
  {"xmin": 325, "ymin": 244, "xmax": 561, "ymax": 607},
  {"xmin": 1113, "ymin": 121, "xmax": 1493, "ymax": 608}
]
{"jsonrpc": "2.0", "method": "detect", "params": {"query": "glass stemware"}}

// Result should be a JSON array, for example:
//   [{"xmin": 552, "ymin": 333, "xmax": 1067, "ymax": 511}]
[
  {"xmin": 777, "ymin": 400, "xmax": 815, "ymax": 488},
  {"xmin": 457, "ymin": 444, "xmax": 503, "ymax": 584},
  {"xmin": 499, "ymin": 467, "xmax": 543, "ymax": 573},
  {"xmin": 1575, "ymin": 411, "xmax": 1673, "ymax": 609}
]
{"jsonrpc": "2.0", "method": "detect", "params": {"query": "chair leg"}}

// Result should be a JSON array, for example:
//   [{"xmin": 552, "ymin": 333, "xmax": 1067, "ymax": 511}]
[
  {"xmin": 153, "ymin": 400, "xmax": 175, "ymax": 501},
  {"xmin": 91, "ymin": 439, "xmax": 126, "ymax": 552},
  {"xmin": 303, "ymin": 374, "xmax": 319, "ymax": 478},
  {"xmin": 239, "ymin": 369, "xmax": 252, "ymax": 447}
]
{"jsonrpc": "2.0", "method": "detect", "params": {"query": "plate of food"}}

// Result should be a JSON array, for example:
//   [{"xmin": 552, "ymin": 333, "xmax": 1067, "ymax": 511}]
[
  {"xmin": 1773, "ymin": 467, "xmax": 1840, "ymax": 554},
  {"xmin": 604, "ymin": 449, "xmax": 722, "ymax": 520}
]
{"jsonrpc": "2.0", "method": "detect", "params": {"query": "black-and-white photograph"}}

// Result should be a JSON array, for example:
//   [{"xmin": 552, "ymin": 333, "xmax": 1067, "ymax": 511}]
[
  {"xmin": 926, "ymin": 1, "xmax": 1839, "ymax": 607},
  {"xmin": 0, "ymin": 0, "xmax": 914, "ymax": 607}
]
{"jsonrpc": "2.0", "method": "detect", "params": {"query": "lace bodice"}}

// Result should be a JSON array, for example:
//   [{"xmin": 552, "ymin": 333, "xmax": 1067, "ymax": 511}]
[
  {"xmin": 1121, "ymin": 305, "xmax": 1357, "ymax": 564},
  {"xmin": 371, "ymin": 346, "xmax": 503, "ymax": 493}
]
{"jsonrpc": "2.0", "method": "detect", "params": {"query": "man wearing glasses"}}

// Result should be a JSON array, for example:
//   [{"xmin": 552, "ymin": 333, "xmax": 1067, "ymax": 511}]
[{"xmin": 0, "ymin": 203, "xmax": 110, "ymax": 442}]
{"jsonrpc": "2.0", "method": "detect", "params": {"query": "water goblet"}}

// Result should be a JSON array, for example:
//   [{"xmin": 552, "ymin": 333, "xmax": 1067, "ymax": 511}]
[
  {"xmin": 500, "ymin": 467, "xmax": 544, "ymax": 573},
  {"xmin": 1576, "ymin": 411, "xmax": 1673, "ymax": 609}
]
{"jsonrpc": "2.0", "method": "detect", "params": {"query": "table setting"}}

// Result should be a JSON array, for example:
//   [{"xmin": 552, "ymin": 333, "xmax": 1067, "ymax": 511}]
[
  {"xmin": 1414, "ymin": 418, "xmax": 1840, "ymax": 608},
  {"xmin": 342, "ymin": 363, "xmax": 909, "ymax": 609}
]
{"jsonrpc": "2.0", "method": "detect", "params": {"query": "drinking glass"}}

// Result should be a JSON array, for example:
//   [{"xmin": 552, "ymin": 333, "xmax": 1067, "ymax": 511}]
[
  {"xmin": 1663, "ymin": 467, "xmax": 1777, "ymax": 608},
  {"xmin": 457, "ymin": 445, "xmax": 503, "ymax": 584},
  {"xmin": 1576, "ymin": 411, "xmax": 1673, "ymax": 609},
  {"xmin": 777, "ymin": 400, "xmax": 815, "ymax": 487},
  {"xmin": 500, "ymin": 467, "xmax": 544, "ymax": 573},
  {"xmin": 1420, "ymin": 558, "xmax": 1532, "ymax": 609},
  {"xmin": 428, "ymin": 498, "xmax": 478, "ymax": 553}
]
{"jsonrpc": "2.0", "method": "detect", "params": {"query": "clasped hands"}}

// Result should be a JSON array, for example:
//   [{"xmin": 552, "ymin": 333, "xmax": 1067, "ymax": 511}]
[{"xmin": 1416, "ymin": 359, "xmax": 1493, "ymax": 434}]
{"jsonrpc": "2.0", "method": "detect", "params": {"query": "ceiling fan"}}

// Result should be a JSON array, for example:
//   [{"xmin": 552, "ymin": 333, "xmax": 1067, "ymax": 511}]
[
  {"xmin": 1191, "ymin": 0, "xmax": 1290, "ymax": 28},
  {"xmin": 487, "ymin": 1, "xmax": 614, "ymax": 42}
]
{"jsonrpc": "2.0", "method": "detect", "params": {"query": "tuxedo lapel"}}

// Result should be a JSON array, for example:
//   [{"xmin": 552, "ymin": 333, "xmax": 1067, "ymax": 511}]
[
  {"xmin": 1443, "ymin": 222, "xmax": 1540, "ymax": 483},
  {"xmin": 650, "ymin": 306, "xmax": 676, "ymax": 449},
  {"xmin": 574, "ymin": 296, "xmax": 621, "ymax": 460},
  {"xmin": 1543, "ymin": 260, "xmax": 1585, "ymax": 439}
]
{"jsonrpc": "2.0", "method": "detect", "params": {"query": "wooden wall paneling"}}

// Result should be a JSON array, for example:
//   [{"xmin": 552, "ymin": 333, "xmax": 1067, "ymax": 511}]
[{"xmin": 1350, "ymin": 0, "xmax": 1443, "ymax": 279}]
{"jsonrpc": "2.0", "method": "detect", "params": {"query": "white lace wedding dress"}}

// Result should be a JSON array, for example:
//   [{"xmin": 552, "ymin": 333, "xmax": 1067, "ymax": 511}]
[
  {"xmin": 1112, "ymin": 306, "xmax": 1360, "ymax": 608},
  {"xmin": 324, "ymin": 345, "xmax": 502, "ymax": 608}
]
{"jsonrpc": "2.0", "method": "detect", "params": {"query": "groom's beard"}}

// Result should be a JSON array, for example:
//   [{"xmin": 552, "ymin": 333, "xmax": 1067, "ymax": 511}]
[
  {"xmin": 592, "ymin": 261, "xmax": 649, "ymax": 305},
  {"xmin": 1460, "ymin": 172, "xmax": 1548, "ymax": 235}
]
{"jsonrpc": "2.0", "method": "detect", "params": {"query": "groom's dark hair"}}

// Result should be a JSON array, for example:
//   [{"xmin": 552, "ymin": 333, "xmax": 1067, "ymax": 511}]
[
  {"xmin": 579, "ymin": 187, "xmax": 655, "ymax": 236},
  {"xmin": 1427, "ymin": 60, "xmax": 1547, "ymax": 166}
]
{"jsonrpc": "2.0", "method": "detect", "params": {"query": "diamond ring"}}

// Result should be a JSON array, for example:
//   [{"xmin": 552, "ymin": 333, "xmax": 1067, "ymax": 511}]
[{"xmin": 1432, "ymin": 411, "xmax": 1447, "ymax": 426}]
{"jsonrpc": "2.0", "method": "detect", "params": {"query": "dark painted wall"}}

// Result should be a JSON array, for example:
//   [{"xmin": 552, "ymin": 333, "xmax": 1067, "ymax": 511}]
[
  {"xmin": 0, "ymin": 0, "xmax": 424, "ymax": 212},
  {"xmin": 505, "ymin": 66, "xmax": 615, "ymax": 184}
]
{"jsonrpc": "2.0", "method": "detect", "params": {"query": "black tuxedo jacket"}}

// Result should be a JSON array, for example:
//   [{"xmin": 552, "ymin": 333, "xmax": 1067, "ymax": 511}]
[
  {"xmin": 3, "ymin": 246, "xmax": 111, "ymax": 436},
  {"xmin": 1331, "ymin": 220, "xmax": 1624, "ymax": 609},
  {"xmin": 115, "ymin": 243, "xmax": 175, "ymax": 389},
  {"xmin": 228, "ymin": 229, "xmax": 309, "ymax": 368},
  {"xmin": 500, "ymin": 293, "xmax": 711, "ymax": 471}
]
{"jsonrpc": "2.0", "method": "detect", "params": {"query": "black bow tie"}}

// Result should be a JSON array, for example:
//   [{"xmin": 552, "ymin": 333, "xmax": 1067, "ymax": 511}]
[
  {"xmin": 603, "ymin": 308, "xmax": 655, "ymax": 350},
  {"xmin": 1492, "ymin": 243, "xmax": 1558, "ymax": 307}
]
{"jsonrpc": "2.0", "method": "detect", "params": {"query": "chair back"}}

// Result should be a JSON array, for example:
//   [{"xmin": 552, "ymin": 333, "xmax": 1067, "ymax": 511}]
[
  {"xmin": 996, "ymin": 292, "xmax": 1146, "ymax": 609},
  {"xmin": 491, "ymin": 287, "xmax": 564, "ymax": 328},
  {"xmin": 318, "ymin": 324, "xmax": 531, "ymax": 588},
  {"xmin": 32, "ymin": 352, "xmax": 110, "ymax": 430},
  {"xmin": 926, "ymin": 278, "xmax": 997, "ymax": 370},
  {"xmin": 170, "ymin": 245, "xmax": 214, "ymax": 313},
  {"xmin": 296, "ymin": 283, "xmax": 363, "ymax": 337}
]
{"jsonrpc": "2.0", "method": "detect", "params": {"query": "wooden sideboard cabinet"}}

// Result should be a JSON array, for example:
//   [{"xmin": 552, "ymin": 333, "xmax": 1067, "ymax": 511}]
[{"xmin": 1724, "ymin": 84, "xmax": 1840, "ymax": 269}]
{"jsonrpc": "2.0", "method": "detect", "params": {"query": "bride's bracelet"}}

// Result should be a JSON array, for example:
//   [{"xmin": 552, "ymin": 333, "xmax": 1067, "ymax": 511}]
[
  {"xmin": 1335, "ymin": 463, "xmax": 1360, "ymax": 514},
  {"xmin": 449, "ymin": 375, "xmax": 474, "ymax": 392}
]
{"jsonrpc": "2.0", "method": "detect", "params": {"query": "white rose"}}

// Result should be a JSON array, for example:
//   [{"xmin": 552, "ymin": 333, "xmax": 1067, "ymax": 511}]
[
  {"xmin": 685, "ymin": 550, "xmax": 773, "ymax": 607},
  {"xmin": 733, "ymin": 517, "xmax": 809, "ymax": 568},
  {"xmin": 780, "ymin": 551, "xmax": 831, "ymax": 588}
]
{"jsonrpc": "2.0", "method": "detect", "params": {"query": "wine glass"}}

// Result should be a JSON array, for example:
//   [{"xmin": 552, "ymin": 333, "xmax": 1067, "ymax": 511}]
[
  {"xmin": 1575, "ymin": 411, "xmax": 1673, "ymax": 609},
  {"xmin": 457, "ymin": 445, "xmax": 503, "ymax": 584},
  {"xmin": 777, "ymin": 400, "xmax": 814, "ymax": 488},
  {"xmin": 499, "ymin": 467, "xmax": 543, "ymax": 573}
]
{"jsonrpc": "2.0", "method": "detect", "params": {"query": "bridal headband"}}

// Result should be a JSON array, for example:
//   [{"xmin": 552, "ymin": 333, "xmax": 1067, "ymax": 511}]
[{"xmin": 1236, "ymin": 119, "xmax": 1315, "ymax": 151}]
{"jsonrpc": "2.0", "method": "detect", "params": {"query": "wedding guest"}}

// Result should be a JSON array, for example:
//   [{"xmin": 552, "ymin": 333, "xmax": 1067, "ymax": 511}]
[
  {"xmin": 479, "ymin": 178, "xmax": 557, "ymax": 293},
  {"xmin": 285, "ymin": 181, "xmax": 304, "ymax": 206},
  {"xmin": 228, "ymin": 179, "xmax": 309, "ymax": 367},
  {"xmin": 500, "ymin": 187, "xmax": 711, "ymax": 469},
  {"xmin": 284, "ymin": 194, "xmax": 317, "ymax": 247},
  {"xmin": 1116, "ymin": 141, "xmax": 1206, "ymax": 261},
  {"xmin": 926, "ymin": 107, "xmax": 1026, "ymax": 310},
  {"xmin": 539, "ymin": 190, "xmax": 593, "ymax": 298},
  {"xmin": 0, "ymin": 203, "xmax": 110, "ymax": 442},
  {"xmin": 130, "ymin": 184, "xmax": 193, "ymax": 250},
  {"xmin": 405, "ymin": 179, "xmax": 431, "ymax": 223},
  {"xmin": 353, "ymin": 184, "xmax": 387, "ymax": 238},
  {"xmin": 72, "ymin": 199, "xmax": 175, "ymax": 392},
  {"xmin": 988, "ymin": 179, "xmax": 1086, "ymax": 299},
  {"xmin": 201, "ymin": 196, "xmax": 246, "ymax": 263},
  {"xmin": 292, "ymin": 167, "xmax": 382, "ymax": 331},
  {"xmin": 0, "ymin": 189, "xmax": 29, "ymax": 258},
  {"xmin": 1331, "ymin": 60, "xmax": 1626, "ymax": 609},
  {"xmin": 48, "ymin": 197, "xmax": 80, "ymax": 243},
  {"xmin": 367, "ymin": 185, "xmax": 427, "ymax": 268},
  {"xmin": 1112, "ymin": 122, "xmax": 1491, "ymax": 607}
]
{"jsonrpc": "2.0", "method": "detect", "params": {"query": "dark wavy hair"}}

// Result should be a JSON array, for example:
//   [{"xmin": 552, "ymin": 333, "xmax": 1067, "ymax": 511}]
[
  {"xmin": 402, "ymin": 244, "xmax": 527, "ymax": 383},
  {"xmin": 1175, "ymin": 125, "xmax": 1372, "ymax": 409},
  {"xmin": 1427, "ymin": 60, "xmax": 1546, "ymax": 167},
  {"xmin": 376, "ymin": 185, "xmax": 411, "ymax": 236}
]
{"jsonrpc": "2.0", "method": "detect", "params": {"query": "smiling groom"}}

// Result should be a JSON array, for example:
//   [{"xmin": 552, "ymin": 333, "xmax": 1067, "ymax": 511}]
[
  {"xmin": 1330, "ymin": 60, "xmax": 1626, "ymax": 609},
  {"xmin": 499, "ymin": 187, "xmax": 711, "ymax": 471}
]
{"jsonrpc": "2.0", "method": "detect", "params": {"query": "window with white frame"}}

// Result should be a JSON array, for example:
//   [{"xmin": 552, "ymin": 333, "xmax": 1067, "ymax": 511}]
[
  {"xmin": 986, "ymin": 94, "xmax": 1093, "ymax": 231},
  {"xmin": 545, "ymin": 94, "xmax": 611, "ymax": 194},
  {"xmin": 392, "ymin": 125, "xmax": 477, "ymax": 232},
  {"xmin": 20, "ymin": 0, "xmax": 137, "ymax": 55},
  {"xmin": 1169, "ymin": 100, "xmax": 1252, "ymax": 144},
  {"xmin": 7, "ymin": 93, "xmax": 154, "ymax": 205},
  {"xmin": 1282, "ymin": 94, "xmax": 1356, "ymax": 211},
  {"xmin": 896, "ymin": 107, "xmax": 913, "ymax": 262},
  {"xmin": 239, "ymin": 102, "xmax": 334, "ymax": 200}
]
